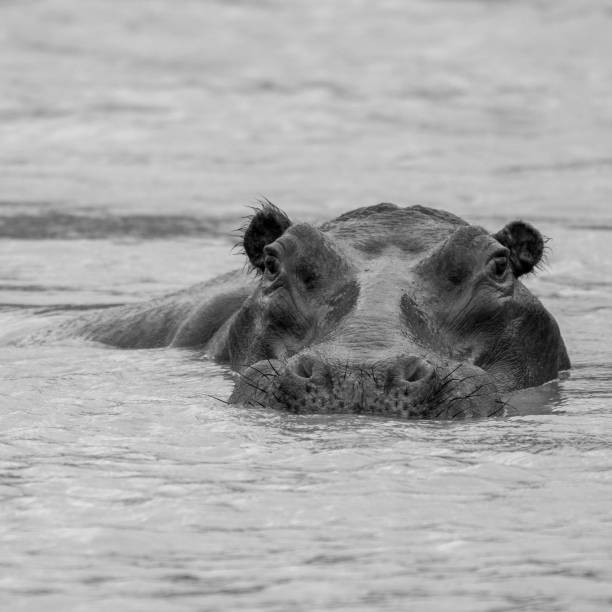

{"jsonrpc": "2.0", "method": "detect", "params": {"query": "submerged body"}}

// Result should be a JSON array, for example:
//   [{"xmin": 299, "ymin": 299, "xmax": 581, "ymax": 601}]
[{"xmin": 39, "ymin": 203, "xmax": 570, "ymax": 418}]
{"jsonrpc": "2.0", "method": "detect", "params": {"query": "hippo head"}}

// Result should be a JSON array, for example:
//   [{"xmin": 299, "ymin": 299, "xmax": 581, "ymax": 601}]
[{"xmin": 226, "ymin": 202, "xmax": 570, "ymax": 418}]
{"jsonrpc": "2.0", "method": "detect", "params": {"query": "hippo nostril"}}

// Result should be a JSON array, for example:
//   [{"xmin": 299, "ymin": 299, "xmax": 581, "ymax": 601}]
[
  {"xmin": 398, "ymin": 356, "xmax": 434, "ymax": 383},
  {"xmin": 287, "ymin": 355, "xmax": 334, "ymax": 391},
  {"xmin": 291, "ymin": 355, "xmax": 315, "ymax": 380},
  {"xmin": 384, "ymin": 356, "xmax": 434, "ymax": 392}
]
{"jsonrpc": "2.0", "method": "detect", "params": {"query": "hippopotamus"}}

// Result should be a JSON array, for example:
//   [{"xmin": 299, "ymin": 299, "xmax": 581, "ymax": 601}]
[{"xmin": 45, "ymin": 202, "xmax": 570, "ymax": 419}]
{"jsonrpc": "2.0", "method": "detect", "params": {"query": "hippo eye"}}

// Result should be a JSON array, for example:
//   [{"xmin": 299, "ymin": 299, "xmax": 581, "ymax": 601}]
[
  {"xmin": 295, "ymin": 262, "xmax": 319, "ymax": 289},
  {"xmin": 489, "ymin": 255, "xmax": 509, "ymax": 279},
  {"xmin": 263, "ymin": 255, "xmax": 280, "ymax": 278}
]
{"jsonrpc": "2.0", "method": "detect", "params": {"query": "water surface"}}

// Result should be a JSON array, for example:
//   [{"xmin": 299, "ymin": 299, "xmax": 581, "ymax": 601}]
[{"xmin": 1, "ymin": 1, "xmax": 612, "ymax": 610}]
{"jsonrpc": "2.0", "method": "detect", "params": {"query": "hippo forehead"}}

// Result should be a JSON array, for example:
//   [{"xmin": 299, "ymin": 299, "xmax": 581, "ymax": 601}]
[
  {"xmin": 318, "ymin": 203, "xmax": 470, "ymax": 258},
  {"xmin": 278, "ymin": 205, "xmax": 500, "ymax": 287},
  {"xmin": 275, "ymin": 206, "xmax": 503, "ymax": 331}
]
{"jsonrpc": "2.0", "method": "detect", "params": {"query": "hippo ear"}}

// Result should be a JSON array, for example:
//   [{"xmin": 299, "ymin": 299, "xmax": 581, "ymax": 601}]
[
  {"xmin": 494, "ymin": 220, "xmax": 544, "ymax": 277},
  {"xmin": 243, "ymin": 201, "xmax": 292, "ymax": 270}
]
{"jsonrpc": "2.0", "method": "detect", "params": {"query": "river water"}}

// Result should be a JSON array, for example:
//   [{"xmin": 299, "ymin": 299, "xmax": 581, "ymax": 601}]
[{"xmin": 1, "ymin": 1, "xmax": 612, "ymax": 610}]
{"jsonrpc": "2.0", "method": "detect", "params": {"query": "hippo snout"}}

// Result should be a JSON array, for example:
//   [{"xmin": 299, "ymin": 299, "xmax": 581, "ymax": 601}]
[
  {"xmin": 230, "ymin": 353, "xmax": 504, "ymax": 419},
  {"xmin": 285, "ymin": 353, "xmax": 434, "ymax": 395}
]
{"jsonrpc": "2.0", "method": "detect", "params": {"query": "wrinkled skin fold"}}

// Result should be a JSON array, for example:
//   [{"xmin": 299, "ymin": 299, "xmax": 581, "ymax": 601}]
[{"xmin": 41, "ymin": 203, "xmax": 570, "ymax": 419}]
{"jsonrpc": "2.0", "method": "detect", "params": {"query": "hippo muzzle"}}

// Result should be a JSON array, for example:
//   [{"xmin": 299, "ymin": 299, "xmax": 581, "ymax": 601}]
[{"xmin": 231, "ymin": 354, "xmax": 503, "ymax": 419}]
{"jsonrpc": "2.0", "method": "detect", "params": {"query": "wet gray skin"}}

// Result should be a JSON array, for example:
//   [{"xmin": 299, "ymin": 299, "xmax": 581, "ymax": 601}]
[{"xmin": 48, "ymin": 203, "xmax": 570, "ymax": 419}]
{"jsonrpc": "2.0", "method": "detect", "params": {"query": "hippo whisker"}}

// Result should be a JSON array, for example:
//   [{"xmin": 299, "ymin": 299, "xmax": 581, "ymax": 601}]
[
  {"xmin": 425, "ymin": 369, "xmax": 458, "ymax": 403},
  {"xmin": 438, "ymin": 363, "xmax": 464, "ymax": 384},
  {"xmin": 236, "ymin": 372, "xmax": 268, "ymax": 396},
  {"xmin": 247, "ymin": 364, "xmax": 274, "ymax": 381},
  {"xmin": 490, "ymin": 399, "xmax": 508, "ymax": 417},
  {"xmin": 369, "ymin": 366, "xmax": 381, "ymax": 389},
  {"xmin": 424, "ymin": 370, "xmax": 489, "ymax": 418},
  {"xmin": 266, "ymin": 359, "xmax": 281, "ymax": 377},
  {"xmin": 203, "ymin": 393, "xmax": 231, "ymax": 406},
  {"xmin": 443, "ymin": 383, "xmax": 491, "ymax": 419}
]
